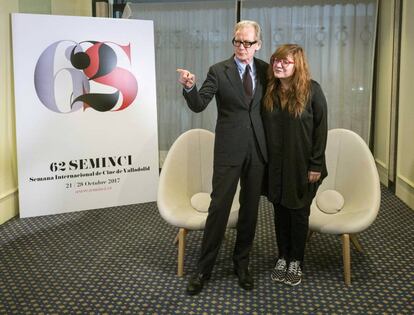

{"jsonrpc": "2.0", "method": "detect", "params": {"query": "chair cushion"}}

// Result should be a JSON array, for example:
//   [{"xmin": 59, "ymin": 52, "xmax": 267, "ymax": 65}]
[
  {"xmin": 316, "ymin": 189, "xmax": 345, "ymax": 214},
  {"xmin": 190, "ymin": 192, "xmax": 211, "ymax": 213}
]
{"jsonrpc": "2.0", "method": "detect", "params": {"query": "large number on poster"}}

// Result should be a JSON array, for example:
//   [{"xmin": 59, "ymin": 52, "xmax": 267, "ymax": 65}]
[{"xmin": 34, "ymin": 41, "xmax": 138, "ymax": 113}]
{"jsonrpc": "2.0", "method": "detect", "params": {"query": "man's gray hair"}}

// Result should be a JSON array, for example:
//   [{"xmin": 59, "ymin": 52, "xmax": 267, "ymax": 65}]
[{"xmin": 234, "ymin": 20, "xmax": 262, "ymax": 43}]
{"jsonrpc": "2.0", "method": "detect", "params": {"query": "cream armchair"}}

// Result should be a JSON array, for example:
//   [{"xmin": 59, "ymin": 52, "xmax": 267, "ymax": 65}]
[
  {"xmin": 309, "ymin": 128, "xmax": 381, "ymax": 285},
  {"xmin": 157, "ymin": 129, "xmax": 240, "ymax": 276}
]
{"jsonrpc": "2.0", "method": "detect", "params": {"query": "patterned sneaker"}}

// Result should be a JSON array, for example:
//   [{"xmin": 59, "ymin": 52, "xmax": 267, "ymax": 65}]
[
  {"xmin": 285, "ymin": 260, "xmax": 302, "ymax": 286},
  {"xmin": 271, "ymin": 258, "xmax": 287, "ymax": 282}
]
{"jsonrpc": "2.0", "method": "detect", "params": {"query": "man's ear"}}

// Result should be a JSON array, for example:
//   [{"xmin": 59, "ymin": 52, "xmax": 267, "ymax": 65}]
[{"xmin": 255, "ymin": 41, "xmax": 262, "ymax": 51}]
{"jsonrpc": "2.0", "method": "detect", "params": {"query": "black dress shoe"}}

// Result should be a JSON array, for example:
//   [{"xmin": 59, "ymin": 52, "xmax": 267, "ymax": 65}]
[
  {"xmin": 234, "ymin": 267, "xmax": 254, "ymax": 291},
  {"xmin": 186, "ymin": 273, "xmax": 210, "ymax": 296}
]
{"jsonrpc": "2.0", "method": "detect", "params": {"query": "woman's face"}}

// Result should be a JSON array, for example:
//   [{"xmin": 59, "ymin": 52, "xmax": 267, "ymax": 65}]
[{"xmin": 272, "ymin": 54, "xmax": 295, "ymax": 79}]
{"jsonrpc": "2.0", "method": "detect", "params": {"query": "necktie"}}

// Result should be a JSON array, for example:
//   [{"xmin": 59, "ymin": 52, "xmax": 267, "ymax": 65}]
[{"xmin": 243, "ymin": 64, "xmax": 253, "ymax": 105}]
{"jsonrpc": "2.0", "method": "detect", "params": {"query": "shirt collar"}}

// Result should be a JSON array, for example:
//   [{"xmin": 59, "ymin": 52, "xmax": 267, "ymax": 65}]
[{"xmin": 234, "ymin": 57, "xmax": 255, "ymax": 74}]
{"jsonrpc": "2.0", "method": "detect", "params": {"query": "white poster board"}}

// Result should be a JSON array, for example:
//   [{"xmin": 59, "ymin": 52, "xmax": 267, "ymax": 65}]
[{"xmin": 12, "ymin": 14, "xmax": 159, "ymax": 218}]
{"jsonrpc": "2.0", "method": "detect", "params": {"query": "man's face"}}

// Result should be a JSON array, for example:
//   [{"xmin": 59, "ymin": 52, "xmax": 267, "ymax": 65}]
[{"xmin": 233, "ymin": 25, "xmax": 261, "ymax": 64}]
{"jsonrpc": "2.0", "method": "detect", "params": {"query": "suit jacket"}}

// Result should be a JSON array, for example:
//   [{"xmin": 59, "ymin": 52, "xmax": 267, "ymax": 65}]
[{"xmin": 183, "ymin": 56, "xmax": 268, "ymax": 166}]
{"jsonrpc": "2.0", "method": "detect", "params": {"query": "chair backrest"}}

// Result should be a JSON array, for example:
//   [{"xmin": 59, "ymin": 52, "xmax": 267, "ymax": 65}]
[
  {"xmin": 158, "ymin": 129, "xmax": 214, "ymax": 205},
  {"xmin": 318, "ymin": 128, "xmax": 381, "ymax": 215},
  {"xmin": 158, "ymin": 128, "xmax": 240, "ymax": 229}
]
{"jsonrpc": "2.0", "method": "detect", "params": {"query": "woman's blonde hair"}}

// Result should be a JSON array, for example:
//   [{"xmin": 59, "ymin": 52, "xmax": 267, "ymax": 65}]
[{"xmin": 263, "ymin": 44, "xmax": 311, "ymax": 117}]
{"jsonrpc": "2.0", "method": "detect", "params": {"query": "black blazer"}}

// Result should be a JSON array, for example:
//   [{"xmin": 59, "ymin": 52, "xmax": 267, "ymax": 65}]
[
  {"xmin": 262, "ymin": 80, "xmax": 328, "ymax": 208},
  {"xmin": 183, "ymin": 56, "xmax": 268, "ymax": 166}
]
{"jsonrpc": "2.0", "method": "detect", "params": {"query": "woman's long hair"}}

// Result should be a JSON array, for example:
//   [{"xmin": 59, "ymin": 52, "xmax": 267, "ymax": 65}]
[{"xmin": 263, "ymin": 44, "xmax": 311, "ymax": 117}]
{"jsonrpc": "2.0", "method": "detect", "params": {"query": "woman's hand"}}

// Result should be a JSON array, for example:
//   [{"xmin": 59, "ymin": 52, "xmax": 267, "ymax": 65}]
[{"xmin": 308, "ymin": 171, "xmax": 321, "ymax": 183}]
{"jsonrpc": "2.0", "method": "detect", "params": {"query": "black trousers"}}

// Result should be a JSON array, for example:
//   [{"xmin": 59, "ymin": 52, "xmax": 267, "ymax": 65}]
[
  {"xmin": 273, "ymin": 203, "xmax": 310, "ymax": 265},
  {"xmin": 197, "ymin": 129, "xmax": 265, "ymax": 275}
]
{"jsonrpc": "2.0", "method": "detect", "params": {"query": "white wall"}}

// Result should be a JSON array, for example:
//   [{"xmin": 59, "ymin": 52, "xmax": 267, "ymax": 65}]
[
  {"xmin": 0, "ymin": 0, "xmax": 19, "ymax": 225},
  {"xmin": 374, "ymin": 0, "xmax": 393, "ymax": 185},
  {"xmin": 396, "ymin": 0, "xmax": 414, "ymax": 209},
  {"xmin": 374, "ymin": 0, "xmax": 414, "ymax": 210},
  {"xmin": 51, "ymin": 0, "xmax": 92, "ymax": 16},
  {"xmin": 0, "ymin": 0, "xmax": 92, "ymax": 224}
]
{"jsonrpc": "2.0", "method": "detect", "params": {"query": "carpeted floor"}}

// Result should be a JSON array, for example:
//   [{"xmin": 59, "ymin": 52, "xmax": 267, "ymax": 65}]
[{"xmin": 0, "ymin": 186, "xmax": 413, "ymax": 314}]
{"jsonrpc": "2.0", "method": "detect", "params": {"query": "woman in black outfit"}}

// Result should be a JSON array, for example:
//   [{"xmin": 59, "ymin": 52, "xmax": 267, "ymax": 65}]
[{"xmin": 262, "ymin": 44, "xmax": 328, "ymax": 286}]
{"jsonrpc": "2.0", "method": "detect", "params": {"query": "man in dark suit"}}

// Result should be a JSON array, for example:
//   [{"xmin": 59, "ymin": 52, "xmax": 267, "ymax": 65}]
[{"xmin": 177, "ymin": 20, "xmax": 268, "ymax": 296}]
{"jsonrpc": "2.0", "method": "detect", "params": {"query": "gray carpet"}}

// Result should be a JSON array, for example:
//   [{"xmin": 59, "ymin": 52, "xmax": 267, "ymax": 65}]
[{"xmin": 0, "ymin": 186, "xmax": 413, "ymax": 314}]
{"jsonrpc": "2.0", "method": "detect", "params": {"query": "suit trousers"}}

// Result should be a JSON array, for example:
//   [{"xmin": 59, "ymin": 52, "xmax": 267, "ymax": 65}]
[
  {"xmin": 273, "ymin": 203, "xmax": 311, "ymax": 265},
  {"xmin": 197, "ymin": 128, "xmax": 265, "ymax": 275}
]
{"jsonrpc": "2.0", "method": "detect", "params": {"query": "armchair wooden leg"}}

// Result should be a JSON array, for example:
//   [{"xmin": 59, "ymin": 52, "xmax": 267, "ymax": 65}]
[
  {"xmin": 342, "ymin": 234, "xmax": 351, "ymax": 285},
  {"xmin": 177, "ymin": 228, "xmax": 188, "ymax": 276},
  {"xmin": 174, "ymin": 229, "xmax": 189, "ymax": 244},
  {"xmin": 350, "ymin": 234, "xmax": 363, "ymax": 252}
]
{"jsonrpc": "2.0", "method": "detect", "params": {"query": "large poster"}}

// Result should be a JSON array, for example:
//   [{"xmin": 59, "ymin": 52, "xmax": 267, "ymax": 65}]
[{"xmin": 12, "ymin": 14, "xmax": 159, "ymax": 218}]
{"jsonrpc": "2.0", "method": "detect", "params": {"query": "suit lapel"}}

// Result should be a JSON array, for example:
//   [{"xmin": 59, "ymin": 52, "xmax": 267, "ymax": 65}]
[
  {"xmin": 224, "ymin": 57, "xmax": 267, "ymax": 108},
  {"xmin": 223, "ymin": 57, "xmax": 246, "ymax": 106},
  {"xmin": 250, "ymin": 58, "xmax": 266, "ymax": 110}
]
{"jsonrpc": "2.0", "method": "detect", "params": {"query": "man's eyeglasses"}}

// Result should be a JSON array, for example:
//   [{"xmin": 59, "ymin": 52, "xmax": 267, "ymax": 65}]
[
  {"xmin": 273, "ymin": 59, "xmax": 295, "ymax": 68},
  {"xmin": 232, "ymin": 38, "xmax": 258, "ymax": 48}
]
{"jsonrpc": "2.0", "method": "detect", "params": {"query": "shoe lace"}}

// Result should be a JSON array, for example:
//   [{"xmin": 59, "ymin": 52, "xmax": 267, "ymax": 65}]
[
  {"xmin": 288, "ymin": 261, "xmax": 301, "ymax": 274},
  {"xmin": 275, "ymin": 258, "xmax": 287, "ymax": 271}
]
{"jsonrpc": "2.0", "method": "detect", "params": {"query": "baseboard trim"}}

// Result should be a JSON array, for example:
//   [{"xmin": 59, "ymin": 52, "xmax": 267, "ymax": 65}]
[
  {"xmin": 0, "ymin": 188, "xmax": 18, "ymax": 201},
  {"xmin": 396, "ymin": 176, "xmax": 414, "ymax": 210},
  {"xmin": 0, "ymin": 188, "xmax": 19, "ymax": 225},
  {"xmin": 375, "ymin": 160, "xmax": 388, "ymax": 187}
]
